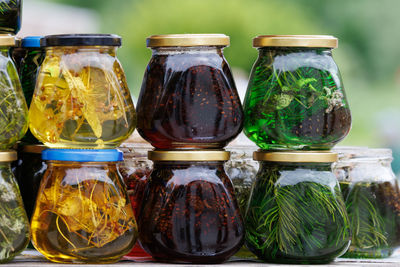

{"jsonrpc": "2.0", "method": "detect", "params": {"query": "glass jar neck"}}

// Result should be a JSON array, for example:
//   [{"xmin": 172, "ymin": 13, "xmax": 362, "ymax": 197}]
[
  {"xmin": 45, "ymin": 46, "xmax": 117, "ymax": 57},
  {"xmin": 260, "ymin": 161, "xmax": 332, "ymax": 171},
  {"xmin": 0, "ymin": 47, "xmax": 10, "ymax": 57},
  {"xmin": 151, "ymin": 46, "xmax": 224, "ymax": 55},
  {"xmin": 46, "ymin": 160, "xmax": 119, "ymax": 168},
  {"xmin": 258, "ymin": 46, "xmax": 332, "ymax": 56},
  {"xmin": 153, "ymin": 161, "xmax": 225, "ymax": 168}
]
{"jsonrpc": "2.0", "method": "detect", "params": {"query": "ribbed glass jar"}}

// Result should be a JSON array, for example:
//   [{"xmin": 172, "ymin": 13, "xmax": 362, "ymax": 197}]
[
  {"xmin": 0, "ymin": 150, "xmax": 30, "ymax": 263},
  {"xmin": 244, "ymin": 35, "xmax": 351, "ymax": 150},
  {"xmin": 137, "ymin": 34, "xmax": 243, "ymax": 149},
  {"xmin": 333, "ymin": 147, "xmax": 400, "ymax": 258},
  {"xmin": 245, "ymin": 151, "xmax": 350, "ymax": 264}
]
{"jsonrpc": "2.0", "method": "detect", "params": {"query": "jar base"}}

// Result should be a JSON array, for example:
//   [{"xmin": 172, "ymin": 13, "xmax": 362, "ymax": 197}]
[
  {"xmin": 341, "ymin": 248, "xmax": 394, "ymax": 259},
  {"xmin": 42, "ymin": 254, "xmax": 123, "ymax": 264},
  {"xmin": 43, "ymin": 142, "xmax": 122, "ymax": 149}
]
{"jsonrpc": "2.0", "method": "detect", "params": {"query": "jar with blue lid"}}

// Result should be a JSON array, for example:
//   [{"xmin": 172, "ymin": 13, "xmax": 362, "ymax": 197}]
[{"xmin": 31, "ymin": 149, "xmax": 137, "ymax": 263}]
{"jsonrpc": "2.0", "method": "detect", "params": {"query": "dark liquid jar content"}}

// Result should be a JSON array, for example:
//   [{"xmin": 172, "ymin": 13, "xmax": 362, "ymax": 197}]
[
  {"xmin": 0, "ymin": 0, "xmax": 21, "ymax": 34},
  {"xmin": 245, "ymin": 151, "xmax": 350, "ymax": 264},
  {"xmin": 14, "ymin": 145, "xmax": 47, "ymax": 221},
  {"xmin": 19, "ymin": 37, "xmax": 45, "ymax": 144},
  {"xmin": 139, "ymin": 150, "xmax": 244, "ymax": 263},
  {"xmin": 118, "ymin": 143, "xmax": 153, "ymax": 260},
  {"xmin": 333, "ymin": 148, "xmax": 400, "ymax": 258},
  {"xmin": 244, "ymin": 35, "xmax": 351, "ymax": 150},
  {"xmin": 137, "ymin": 34, "xmax": 243, "ymax": 149}
]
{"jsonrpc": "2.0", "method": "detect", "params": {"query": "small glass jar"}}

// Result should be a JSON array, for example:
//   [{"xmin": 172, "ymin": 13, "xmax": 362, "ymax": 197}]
[
  {"xmin": 118, "ymin": 143, "xmax": 153, "ymax": 260},
  {"xmin": 243, "ymin": 35, "xmax": 351, "ymax": 150},
  {"xmin": 31, "ymin": 149, "xmax": 137, "ymax": 263},
  {"xmin": 139, "ymin": 150, "xmax": 244, "ymax": 263},
  {"xmin": 333, "ymin": 147, "xmax": 400, "ymax": 258},
  {"xmin": 0, "ymin": 0, "xmax": 21, "ymax": 34},
  {"xmin": 19, "ymin": 37, "xmax": 45, "ymax": 144},
  {"xmin": 0, "ymin": 34, "xmax": 28, "ymax": 149},
  {"xmin": 0, "ymin": 150, "xmax": 30, "ymax": 263},
  {"xmin": 137, "ymin": 34, "xmax": 243, "ymax": 149},
  {"xmin": 14, "ymin": 144, "xmax": 47, "ymax": 221},
  {"xmin": 29, "ymin": 34, "xmax": 136, "ymax": 149},
  {"xmin": 245, "ymin": 151, "xmax": 350, "ymax": 264}
]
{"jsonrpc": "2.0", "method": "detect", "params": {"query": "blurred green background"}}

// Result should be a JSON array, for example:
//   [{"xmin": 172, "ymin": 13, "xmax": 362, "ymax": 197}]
[{"xmin": 36, "ymin": 0, "xmax": 400, "ymax": 162}]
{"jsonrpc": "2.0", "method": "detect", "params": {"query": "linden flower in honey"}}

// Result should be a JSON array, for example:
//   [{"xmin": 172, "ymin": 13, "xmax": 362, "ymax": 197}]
[
  {"xmin": 31, "ymin": 165, "xmax": 138, "ymax": 263},
  {"xmin": 29, "ymin": 47, "xmax": 136, "ymax": 148}
]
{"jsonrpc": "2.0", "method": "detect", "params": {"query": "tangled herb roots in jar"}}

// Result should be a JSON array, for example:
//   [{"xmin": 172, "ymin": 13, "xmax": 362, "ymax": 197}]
[
  {"xmin": 245, "ymin": 163, "xmax": 350, "ymax": 263},
  {"xmin": 0, "ymin": 161, "xmax": 30, "ymax": 263},
  {"xmin": 244, "ymin": 45, "xmax": 351, "ymax": 150},
  {"xmin": 340, "ymin": 181, "xmax": 400, "ymax": 258},
  {"xmin": 31, "ymin": 163, "xmax": 137, "ymax": 263},
  {"xmin": 29, "ymin": 42, "xmax": 136, "ymax": 148}
]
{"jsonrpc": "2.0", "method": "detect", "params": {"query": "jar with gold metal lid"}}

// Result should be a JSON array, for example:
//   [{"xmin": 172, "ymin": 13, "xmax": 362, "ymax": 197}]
[
  {"xmin": 139, "ymin": 150, "xmax": 244, "ymax": 263},
  {"xmin": 136, "ymin": 34, "xmax": 243, "ymax": 149},
  {"xmin": 31, "ymin": 149, "xmax": 137, "ymax": 263},
  {"xmin": 0, "ymin": 150, "xmax": 30, "ymax": 263},
  {"xmin": 0, "ymin": 34, "xmax": 28, "ymax": 149},
  {"xmin": 29, "ymin": 34, "xmax": 136, "ymax": 149},
  {"xmin": 243, "ymin": 35, "xmax": 351, "ymax": 150},
  {"xmin": 245, "ymin": 151, "xmax": 350, "ymax": 264}
]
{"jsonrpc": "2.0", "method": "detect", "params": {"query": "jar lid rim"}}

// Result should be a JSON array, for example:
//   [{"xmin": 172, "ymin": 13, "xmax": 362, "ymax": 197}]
[
  {"xmin": 0, "ymin": 150, "xmax": 17, "ymax": 162},
  {"xmin": 41, "ymin": 34, "xmax": 121, "ymax": 47},
  {"xmin": 147, "ymin": 34, "xmax": 229, "ymax": 47},
  {"xmin": 20, "ymin": 144, "xmax": 47, "ymax": 154},
  {"xmin": 253, "ymin": 35, "xmax": 338, "ymax": 48},
  {"xmin": 254, "ymin": 151, "xmax": 338, "ymax": 163},
  {"xmin": 42, "ymin": 149, "xmax": 123, "ymax": 162},
  {"xmin": 0, "ymin": 34, "xmax": 15, "ymax": 47},
  {"xmin": 148, "ymin": 150, "xmax": 230, "ymax": 161},
  {"xmin": 21, "ymin": 36, "xmax": 43, "ymax": 48}
]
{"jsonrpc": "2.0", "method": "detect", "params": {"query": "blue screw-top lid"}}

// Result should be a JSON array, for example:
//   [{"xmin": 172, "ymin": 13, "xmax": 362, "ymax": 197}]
[
  {"xmin": 42, "ymin": 149, "xmax": 124, "ymax": 162},
  {"xmin": 21, "ymin": 36, "xmax": 43, "ymax": 48}
]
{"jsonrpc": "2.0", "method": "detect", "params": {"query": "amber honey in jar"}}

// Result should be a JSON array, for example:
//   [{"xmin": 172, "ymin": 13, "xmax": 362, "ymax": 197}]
[
  {"xmin": 136, "ymin": 34, "xmax": 243, "ymax": 149},
  {"xmin": 31, "ymin": 149, "xmax": 137, "ymax": 263},
  {"xmin": 29, "ymin": 34, "xmax": 136, "ymax": 149},
  {"xmin": 139, "ymin": 150, "xmax": 244, "ymax": 263}
]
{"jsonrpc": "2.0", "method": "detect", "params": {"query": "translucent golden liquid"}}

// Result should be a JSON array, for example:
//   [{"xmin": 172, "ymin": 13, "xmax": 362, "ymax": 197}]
[
  {"xmin": 31, "ymin": 162, "xmax": 137, "ymax": 263},
  {"xmin": 29, "ymin": 47, "xmax": 136, "ymax": 149}
]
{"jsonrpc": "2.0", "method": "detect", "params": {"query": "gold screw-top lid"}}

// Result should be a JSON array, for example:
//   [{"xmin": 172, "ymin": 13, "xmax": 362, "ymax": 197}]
[
  {"xmin": 0, "ymin": 150, "xmax": 17, "ymax": 162},
  {"xmin": 253, "ymin": 35, "xmax": 338, "ymax": 48},
  {"xmin": 253, "ymin": 151, "xmax": 338, "ymax": 163},
  {"xmin": 148, "ymin": 150, "xmax": 230, "ymax": 161},
  {"xmin": 21, "ymin": 145, "xmax": 47, "ymax": 154},
  {"xmin": 0, "ymin": 34, "xmax": 16, "ymax": 47},
  {"xmin": 146, "ymin": 34, "xmax": 230, "ymax": 47}
]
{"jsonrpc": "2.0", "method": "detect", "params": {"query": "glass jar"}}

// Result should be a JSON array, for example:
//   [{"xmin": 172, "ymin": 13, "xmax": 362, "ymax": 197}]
[
  {"xmin": 243, "ymin": 35, "xmax": 351, "ymax": 150},
  {"xmin": 29, "ymin": 34, "xmax": 136, "ymax": 149},
  {"xmin": 0, "ymin": 0, "xmax": 21, "ymax": 34},
  {"xmin": 137, "ymin": 34, "xmax": 243, "ymax": 149},
  {"xmin": 333, "ymin": 147, "xmax": 400, "ymax": 258},
  {"xmin": 139, "ymin": 150, "xmax": 244, "ymax": 263},
  {"xmin": 0, "ymin": 34, "xmax": 28, "ymax": 149},
  {"xmin": 0, "ymin": 150, "xmax": 30, "ymax": 263},
  {"xmin": 11, "ymin": 38, "xmax": 24, "ymax": 73},
  {"xmin": 118, "ymin": 143, "xmax": 153, "ymax": 260},
  {"xmin": 31, "ymin": 149, "xmax": 138, "ymax": 263},
  {"xmin": 14, "ymin": 144, "xmax": 47, "ymax": 221},
  {"xmin": 245, "ymin": 151, "xmax": 350, "ymax": 264},
  {"xmin": 225, "ymin": 145, "xmax": 258, "ymax": 259},
  {"xmin": 19, "ymin": 37, "xmax": 45, "ymax": 144}
]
